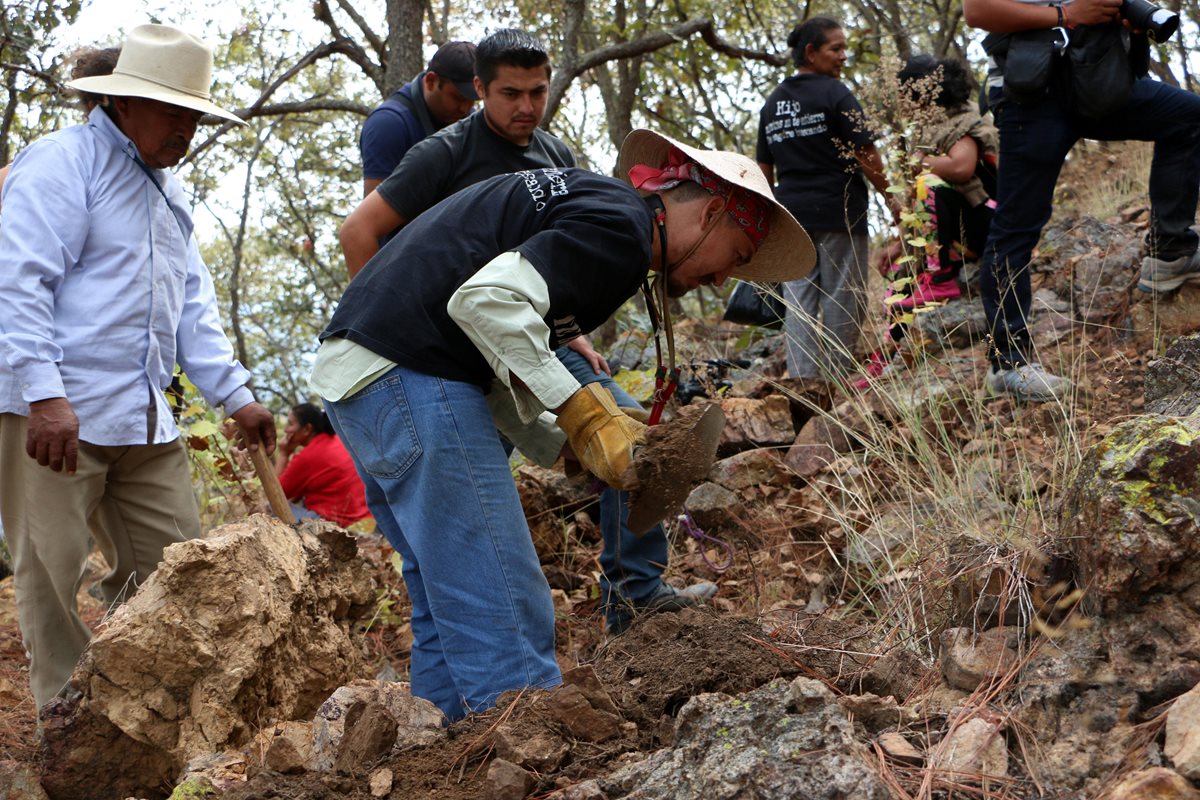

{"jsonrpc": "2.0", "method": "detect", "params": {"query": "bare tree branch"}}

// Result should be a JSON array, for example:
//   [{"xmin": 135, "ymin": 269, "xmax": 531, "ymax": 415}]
[
  {"xmin": 182, "ymin": 39, "xmax": 364, "ymax": 167},
  {"xmin": 313, "ymin": 0, "xmax": 382, "ymax": 89},
  {"xmin": 545, "ymin": 17, "xmax": 789, "ymax": 126},
  {"xmin": 697, "ymin": 26, "xmax": 789, "ymax": 65},
  {"xmin": 333, "ymin": 0, "xmax": 386, "ymax": 62},
  {"xmin": 234, "ymin": 99, "xmax": 372, "ymax": 117},
  {"xmin": 547, "ymin": 16, "xmax": 709, "ymax": 123},
  {"xmin": 0, "ymin": 60, "xmax": 61, "ymax": 86}
]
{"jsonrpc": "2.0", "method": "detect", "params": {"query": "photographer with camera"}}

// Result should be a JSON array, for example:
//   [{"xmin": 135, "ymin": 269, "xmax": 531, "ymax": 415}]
[{"xmin": 964, "ymin": 0, "xmax": 1200, "ymax": 402}]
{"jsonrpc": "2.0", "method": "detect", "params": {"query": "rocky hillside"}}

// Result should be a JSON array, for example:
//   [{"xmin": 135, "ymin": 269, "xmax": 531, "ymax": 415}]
[{"xmin": 3, "ymin": 193, "xmax": 1200, "ymax": 799}]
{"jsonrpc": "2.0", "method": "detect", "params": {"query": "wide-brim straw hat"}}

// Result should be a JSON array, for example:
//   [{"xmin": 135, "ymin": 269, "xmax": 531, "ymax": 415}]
[
  {"xmin": 67, "ymin": 24, "xmax": 244, "ymax": 125},
  {"xmin": 618, "ymin": 129, "xmax": 814, "ymax": 283}
]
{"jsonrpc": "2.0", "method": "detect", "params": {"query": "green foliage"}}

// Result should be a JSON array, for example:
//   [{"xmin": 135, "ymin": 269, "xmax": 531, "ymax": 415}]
[
  {"xmin": 0, "ymin": 0, "xmax": 84, "ymax": 161},
  {"xmin": 174, "ymin": 374, "xmax": 273, "ymax": 531}
]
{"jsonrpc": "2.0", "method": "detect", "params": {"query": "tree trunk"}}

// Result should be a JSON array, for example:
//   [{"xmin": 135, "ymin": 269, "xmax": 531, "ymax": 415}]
[{"xmin": 384, "ymin": 0, "xmax": 425, "ymax": 96}]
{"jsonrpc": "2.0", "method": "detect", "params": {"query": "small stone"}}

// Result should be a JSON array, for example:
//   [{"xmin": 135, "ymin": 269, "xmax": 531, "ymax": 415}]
[
  {"xmin": 940, "ymin": 628, "xmax": 1019, "ymax": 692},
  {"xmin": 333, "ymin": 701, "xmax": 398, "ymax": 775},
  {"xmin": 683, "ymin": 482, "xmax": 744, "ymax": 530},
  {"xmin": 258, "ymin": 721, "xmax": 314, "ymax": 774},
  {"xmin": 176, "ymin": 752, "xmax": 248, "ymax": 791},
  {"xmin": 369, "ymin": 767, "xmax": 394, "ymax": 798},
  {"xmin": 930, "ymin": 717, "xmax": 1007, "ymax": 781},
  {"xmin": 783, "ymin": 415, "xmax": 849, "ymax": 477},
  {"xmin": 311, "ymin": 681, "xmax": 444, "ymax": 772},
  {"xmin": 485, "ymin": 758, "xmax": 533, "ymax": 800},
  {"xmin": 1107, "ymin": 767, "xmax": 1200, "ymax": 799},
  {"xmin": 913, "ymin": 685, "xmax": 970, "ymax": 717},
  {"xmin": 494, "ymin": 727, "xmax": 569, "ymax": 772},
  {"xmin": 1166, "ymin": 681, "xmax": 1200, "ymax": 779},
  {"xmin": 0, "ymin": 759, "xmax": 52, "ymax": 800},
  {"xmin": 718, "ymin": 396, "xmax": 794, "ymax": 453},
  {"xmin": 878, "ymin": 731, "xmax": 923, "ymax": 762},
  {"xmin": 0, "ymin": 675, "xmax": 22, "ymax": 707},
  {"xmin": 838, "ymin": 693, "xmax": 918, "ymax": 734},
  {"xmin": 543, "ymin": 779, "xmax": 606, "ymax": 800},
  {"xmin": 541, "ymin": 683, "xmax": 621, "ymax": 743},
  {"xmin": 708, "ymin": 449, "xmax": 787, "ymax": 490},
  {"xmin": 561, "ymin": 665, "xmax": 620, "ymax": 715}
]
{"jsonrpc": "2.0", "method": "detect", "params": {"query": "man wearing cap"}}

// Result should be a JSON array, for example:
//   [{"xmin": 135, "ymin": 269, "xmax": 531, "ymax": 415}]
[
  {"xmin": 0, "ymin": 23, "xmax": 275, "ymax": 712},
  {"xmin": 310, "ymin": 130, "xmax": 813, "ymax": 721},
  {"xmin": 340, "ymin": 28, "xmax": 717, "ymax": 635},
  {"xmin": 359, "ymin": 41, "xmax": 479, "ymax": 198}
]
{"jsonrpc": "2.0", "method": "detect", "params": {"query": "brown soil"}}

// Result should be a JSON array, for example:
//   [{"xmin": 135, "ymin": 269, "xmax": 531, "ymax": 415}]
[
  {"xmin": 220, "ymin": 610, "xmax": 796, "ymax": 800},
  {"xmin": 626, "ymin": 402, "xmax": 722, "ymax": 532}
]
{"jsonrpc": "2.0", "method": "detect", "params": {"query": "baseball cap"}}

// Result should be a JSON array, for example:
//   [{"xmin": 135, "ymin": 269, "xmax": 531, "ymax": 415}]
[{"xmin": 427, "ymin": 41, "xmax": 479, "ymax": 101}]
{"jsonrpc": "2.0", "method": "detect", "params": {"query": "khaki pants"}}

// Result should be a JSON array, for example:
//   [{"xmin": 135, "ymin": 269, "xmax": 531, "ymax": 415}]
[{"xmin": 0, "ymin": 414, "xmax": 200, "ymax": 709}]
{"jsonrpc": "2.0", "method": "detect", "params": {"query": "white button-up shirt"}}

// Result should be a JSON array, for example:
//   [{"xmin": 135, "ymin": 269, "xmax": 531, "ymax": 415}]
[{"xmin": 0, "ymin": 106, "xmax": 252, "ymax": 446}]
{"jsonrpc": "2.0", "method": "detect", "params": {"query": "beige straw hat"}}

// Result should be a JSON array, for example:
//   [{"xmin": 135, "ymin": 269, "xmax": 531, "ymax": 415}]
[
  {"xmin": 618, "ymin": 129, "xmax": 814, "ymax": 283},
  {"xmin": 67, "ymin": 24, "xmax": 244, "ymax": 125}
]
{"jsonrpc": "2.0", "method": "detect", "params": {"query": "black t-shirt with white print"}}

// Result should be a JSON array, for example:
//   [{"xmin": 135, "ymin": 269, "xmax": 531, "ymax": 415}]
[
  {"xmin": 756, "ymin": 74, "xmax": 875, "ymax": 234},
  {"xmin": 321, "ymin": 167, "xmax": 653, "ymax": 388},
  {"xmin": 376, "ymin": 111, "xmax": 577, "ymax": 223}
]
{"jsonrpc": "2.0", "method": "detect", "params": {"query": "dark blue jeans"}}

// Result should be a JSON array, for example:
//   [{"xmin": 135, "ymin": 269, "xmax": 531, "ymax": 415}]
[
  {"xmin": 983, "ymin": 78, "xmax": 1200, "ymax": 368},
  {"xmin": 555, "ymin": 348, "xmax": 669, "ymax": 625},
  {"xmin": 326, "ymin": 366, "xmax": 560, "ymax": 721}
]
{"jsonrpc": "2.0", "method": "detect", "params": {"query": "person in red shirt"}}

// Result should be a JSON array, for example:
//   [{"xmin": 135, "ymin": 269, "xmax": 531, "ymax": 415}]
[{"xmin": 274, "ymin": 403, "xmax": 371, "ymax": 527}]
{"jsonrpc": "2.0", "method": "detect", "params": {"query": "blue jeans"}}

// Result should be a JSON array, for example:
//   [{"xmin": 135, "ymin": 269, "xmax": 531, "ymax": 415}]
[
  {"xmin": 982, "ymin": 79, "xmax": 1200, "ymax": 368},
  {"xmin": 555, "ymin": 347, "xmax": 669, "ymax": 626},
  {"xmin": 324, "ymin": 365, "xmax": 561, "ymax": 721}
]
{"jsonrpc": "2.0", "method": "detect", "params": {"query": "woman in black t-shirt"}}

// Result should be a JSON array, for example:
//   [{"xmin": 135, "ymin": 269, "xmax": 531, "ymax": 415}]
[{"xmin": 756, "ymin": 17, "xmax": 898, "ymax": 381}]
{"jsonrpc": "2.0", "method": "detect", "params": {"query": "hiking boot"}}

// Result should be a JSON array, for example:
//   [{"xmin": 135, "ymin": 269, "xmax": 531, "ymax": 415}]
[
  {"xmin": 606, "ymin": 580, "xmax": 718, "ymax": 634},
  {"xmin": 1138, "ymin": 250, "xmax": 1200, "ymax": 294},
  {"xmin": 985, "ymin": 364, "xmax": 1070, "ymax": 403},
  {"xmin": 892, "ymin": 271, "xmax": 961, "ymax": 310}
]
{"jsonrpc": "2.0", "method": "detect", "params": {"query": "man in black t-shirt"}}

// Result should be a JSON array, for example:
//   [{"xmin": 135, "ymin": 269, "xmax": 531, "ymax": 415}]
[
  {"xmin": 340, "ymin": 29, "xmax": 714, "ymax": 636},
  {"xmin": 341, "ymin": 29, "xmax": 575, "ymax": 278},
  {"xmin": 310, "ymin": 131, "xmax": 813, "ymax": 721}
]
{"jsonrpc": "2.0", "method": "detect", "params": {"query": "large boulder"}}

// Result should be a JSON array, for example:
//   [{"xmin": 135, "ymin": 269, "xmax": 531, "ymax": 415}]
[
  {"xmin": 39, "ymin": 516, "xmax": 375, "ymax": 800},
  {"xmin": 912, "ymin": 297, "xmax": 989, "ymax": 352},
  {"xmin": 595, "ymin": 677, "xmax": 887, "ymax": 799},
  {"xmin": 1036, "ymin": 216, "xmax": 1140, "ymax": 326},
  {"xmin": 1060, "ymin": 414, "xmax": 1200, "ymax": 614}
]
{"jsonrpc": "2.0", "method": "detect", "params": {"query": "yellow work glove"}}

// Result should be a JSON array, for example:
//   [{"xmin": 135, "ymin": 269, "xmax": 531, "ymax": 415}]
[{"xmin": 556, "ymin": 384, "xmax": 647, "ymax": 490}]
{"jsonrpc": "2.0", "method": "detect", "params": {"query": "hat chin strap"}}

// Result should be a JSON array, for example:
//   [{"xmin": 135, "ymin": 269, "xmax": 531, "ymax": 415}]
[{"xmin": 642, "ymin": 194, "xmax": 722, "ymax": 427}]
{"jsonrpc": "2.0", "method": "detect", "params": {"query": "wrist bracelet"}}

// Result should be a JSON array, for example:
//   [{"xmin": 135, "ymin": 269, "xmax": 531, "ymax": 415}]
[{"xmin": 1055, "ymin": 4, "xmax": 1065, "ymax": 27}]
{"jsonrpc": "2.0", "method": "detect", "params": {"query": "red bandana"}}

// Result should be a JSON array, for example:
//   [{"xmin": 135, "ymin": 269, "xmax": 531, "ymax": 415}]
[{"xmin": 629, "ymin": 146, "xmax": 770, "ymax": 250}]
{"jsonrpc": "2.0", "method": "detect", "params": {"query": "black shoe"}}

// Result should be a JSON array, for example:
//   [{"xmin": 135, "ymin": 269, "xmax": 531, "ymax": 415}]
[{"xmin": 606, "ymin": 580, "xmax": 718, "ymax": 634}]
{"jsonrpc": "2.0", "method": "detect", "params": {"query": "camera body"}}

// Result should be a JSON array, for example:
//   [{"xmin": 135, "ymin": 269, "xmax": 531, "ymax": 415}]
[{"xmin": 1120, "ymin": 0, "xmax": 1179, "ymax": 42}]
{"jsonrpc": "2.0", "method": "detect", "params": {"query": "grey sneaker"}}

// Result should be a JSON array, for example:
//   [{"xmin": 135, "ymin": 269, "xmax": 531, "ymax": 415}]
[
  {"xmin": 985, "ymin": 364, "xmax": 1070, "ymax": 403},
  {"xmin": 1138, "ymin": 250, "xmax": 1200, "ymax": 294},
  {"xmin": 606, "ymin": 580, "xmax": 718, "ymax": 634}
]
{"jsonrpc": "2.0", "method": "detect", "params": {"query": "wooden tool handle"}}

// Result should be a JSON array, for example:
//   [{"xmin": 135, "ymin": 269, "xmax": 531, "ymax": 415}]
[{"xmin": 248, "ymin": 445, "xmax": 297, "ymax": 525}]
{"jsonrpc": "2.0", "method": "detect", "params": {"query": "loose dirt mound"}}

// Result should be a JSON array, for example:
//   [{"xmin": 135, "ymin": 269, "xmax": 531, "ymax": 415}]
[
  {"xmin": 592, "ymin": 608, "xmax": 801, "ymax": 742},
  {"xmin": 220, "ymin": 611, "xmax": 799, "ymax": 800}
]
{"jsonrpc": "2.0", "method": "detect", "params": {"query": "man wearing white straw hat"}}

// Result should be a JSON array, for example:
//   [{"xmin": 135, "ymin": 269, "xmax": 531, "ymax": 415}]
[
  {"xmin": 309, "ymin": 129, "xmax": 814, "ymax": 721},
  {"xmin": 0, "ymin": 23, "xmax": 275, "ymax": 713}
]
